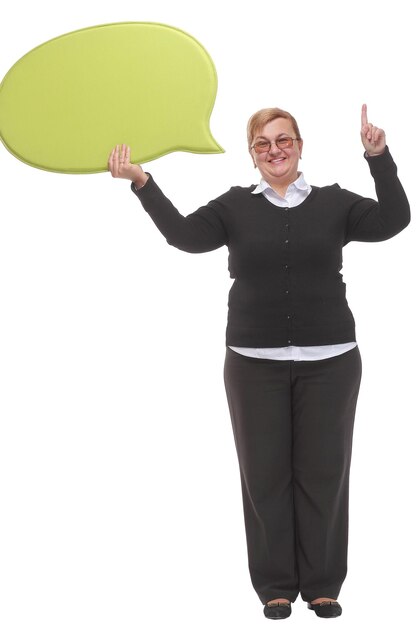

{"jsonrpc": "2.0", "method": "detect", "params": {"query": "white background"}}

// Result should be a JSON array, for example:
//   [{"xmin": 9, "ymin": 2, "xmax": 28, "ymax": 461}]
[{"xmin": 0, "ymin": 1, "xmax": 415, "ymax": 624}]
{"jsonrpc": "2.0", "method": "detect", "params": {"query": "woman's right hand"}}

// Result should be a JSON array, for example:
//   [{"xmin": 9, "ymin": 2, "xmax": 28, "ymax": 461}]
[{"xmin": 108, "ymin": 144, "xmax": 149, "ymax": 188}]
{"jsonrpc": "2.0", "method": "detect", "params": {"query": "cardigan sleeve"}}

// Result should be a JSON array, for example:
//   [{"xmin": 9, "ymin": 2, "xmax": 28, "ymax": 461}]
[
  {"xmin": 344, "ymin": 146, "xmax": 410, "ymax": 243},
  {"xmin": 131, "ymin": 175, "xmax": 228, "ymax": 253}
]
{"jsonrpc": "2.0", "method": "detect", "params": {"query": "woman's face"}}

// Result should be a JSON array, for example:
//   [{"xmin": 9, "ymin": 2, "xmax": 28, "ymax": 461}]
[{"xmin": 251, "ymin": 118, "xmax": 303, "ymax": 190}]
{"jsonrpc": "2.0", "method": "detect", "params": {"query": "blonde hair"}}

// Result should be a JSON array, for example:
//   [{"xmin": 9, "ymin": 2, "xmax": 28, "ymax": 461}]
[{"xmin": 247, "ymin": 107, "xmax": 302, "ymax": 151}]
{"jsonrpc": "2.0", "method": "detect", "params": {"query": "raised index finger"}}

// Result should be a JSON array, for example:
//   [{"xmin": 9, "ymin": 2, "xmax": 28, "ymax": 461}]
[{"xmin": 361, "ymin": 103, "xmax": 368, "ymax": 127}]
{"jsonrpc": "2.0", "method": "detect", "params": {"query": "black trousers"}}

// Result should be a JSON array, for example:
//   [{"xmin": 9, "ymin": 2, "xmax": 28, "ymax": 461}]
[{"xmin": 223, "ymin": 346, "xmax": 362, "ymax": 604}]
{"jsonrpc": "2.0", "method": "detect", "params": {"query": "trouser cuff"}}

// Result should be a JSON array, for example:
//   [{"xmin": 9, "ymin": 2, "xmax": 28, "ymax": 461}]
[
  {"xmin": 260, "ymin": 591, "xmax": 299, "ymax": 604},
  {"xmin": 300, "ymin": 586, "xmax": 341, "ymax": 603}
]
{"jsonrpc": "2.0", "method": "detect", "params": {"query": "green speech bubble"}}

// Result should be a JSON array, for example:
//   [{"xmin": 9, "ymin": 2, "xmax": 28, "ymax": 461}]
[{"xmin": 0, "ymin": 22, "xmax": 223, "ymax": 173}]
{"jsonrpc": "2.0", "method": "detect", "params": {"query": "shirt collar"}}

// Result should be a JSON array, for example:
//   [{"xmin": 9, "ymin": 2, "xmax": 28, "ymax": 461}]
[{"xmin": 252, "ymin": 172, "xmax": 311, "ymax": 196}]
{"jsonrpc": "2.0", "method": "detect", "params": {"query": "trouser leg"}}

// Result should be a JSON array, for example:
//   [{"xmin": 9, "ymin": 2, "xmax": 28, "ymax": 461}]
[
  {"xmin": 291, "ymin": 347, "xmax": 362, "ymax": 602},
  {"xmin": 223, "ymin": 347, "xmax": 299, "ymax": 604}
]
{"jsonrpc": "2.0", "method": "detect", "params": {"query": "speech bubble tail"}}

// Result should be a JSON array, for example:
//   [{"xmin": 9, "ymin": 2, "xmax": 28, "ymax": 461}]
[
  {"xmin": 204, "ymin": 133, "xmax": 225, "ymax": 154},
  {"xmin": 174, "ymin": 125, "xmax": 224, "ymax": 157},
  {"xmin": 134, "ymin": 130, "xmax": 224, "ymax": 164}
]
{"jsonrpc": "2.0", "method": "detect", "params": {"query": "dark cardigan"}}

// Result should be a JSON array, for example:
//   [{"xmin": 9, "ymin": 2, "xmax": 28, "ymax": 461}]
[{"xmin": 131, "ymin": 148, "xmax": 410, "ymax": 347}]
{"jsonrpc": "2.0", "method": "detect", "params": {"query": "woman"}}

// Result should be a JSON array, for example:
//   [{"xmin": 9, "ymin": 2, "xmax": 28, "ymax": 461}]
[{"xmin": 108, "ymin": 105, "xmax": 410, "ymax": 619}]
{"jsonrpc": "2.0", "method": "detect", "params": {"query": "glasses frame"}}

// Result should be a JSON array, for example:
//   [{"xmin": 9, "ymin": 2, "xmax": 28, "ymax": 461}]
[{"xmin": 251, "ymin": 136, "xmax": 301, "ymax": 154}]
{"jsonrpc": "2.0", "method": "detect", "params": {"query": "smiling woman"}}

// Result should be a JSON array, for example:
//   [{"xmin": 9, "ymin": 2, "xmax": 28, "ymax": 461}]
[
  {"xmin": 247, "ymin": 107, "xmax": 303, "ymax": 197},
  {"xmin": 108, "ymin": 104, "xmax": 410, "ymax": 620}
]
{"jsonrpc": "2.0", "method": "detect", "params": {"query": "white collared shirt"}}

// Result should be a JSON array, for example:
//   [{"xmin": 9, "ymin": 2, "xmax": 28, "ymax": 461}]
[
  {"xmin": 228, "ymin": 173, "xmax": 357, "ymax": 361},
  {"xmin": 251, "ymin": 171, "xmax": 312, "ymax": 206}
]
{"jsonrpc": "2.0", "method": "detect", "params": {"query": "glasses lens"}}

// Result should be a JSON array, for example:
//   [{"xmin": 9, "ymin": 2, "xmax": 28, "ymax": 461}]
[
  {"xmin": 277, "ymin": 137, "xmax": 293, "ymax": 149},
  {"xmin": 254, "ymin": 141, "xmax": 270, "ymax": 153}
]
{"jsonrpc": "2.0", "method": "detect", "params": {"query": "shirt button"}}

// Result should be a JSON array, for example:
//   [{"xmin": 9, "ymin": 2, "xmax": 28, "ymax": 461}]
[
  {"xmin": 284, "ymin": 208, "xmax": 289, "ymax": 212},
  {"xmin": 285, "ymin": 239, "xmax": 289, "ymax": 244},
  {"xmin": 288, "ymin": 340, "xmax": 292, "ymax": 344},
  {"xmin": 285, "ymin": 290, "xmax": 289, "ymax": 294},
  {"xmin": 284, "ymin": 264, "xmax": 289, "ymax": 270},
  {"xmin": 287, "ymin": 314, "xmax": 291, "ymax": 319}
]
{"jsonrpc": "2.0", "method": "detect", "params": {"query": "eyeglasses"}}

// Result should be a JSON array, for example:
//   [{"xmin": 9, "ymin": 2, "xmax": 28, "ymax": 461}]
[{"xmin": 251, "ymin": 137, "xmax": 300, "ymax": 154}]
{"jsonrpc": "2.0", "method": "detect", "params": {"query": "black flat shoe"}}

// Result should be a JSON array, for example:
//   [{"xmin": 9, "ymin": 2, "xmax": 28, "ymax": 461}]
[
  {"xmin": 307, "ymin": 601, "xmax": 342, "ymax": 618},
  {"xmin": 264, "ymin": 601, "xmax": 292, "ymax": 620}
]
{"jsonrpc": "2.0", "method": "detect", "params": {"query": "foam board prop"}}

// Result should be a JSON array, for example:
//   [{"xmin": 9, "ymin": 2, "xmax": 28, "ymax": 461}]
[{"xmin": 0, "ymin": 22, "xmax": 223, "ymax": 173}]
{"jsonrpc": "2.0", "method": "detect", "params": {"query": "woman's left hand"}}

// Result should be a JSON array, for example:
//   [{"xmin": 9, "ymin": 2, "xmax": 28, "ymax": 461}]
[{"xmin": 361, "ymin": 104, "xmax": 386, "ymax": 156}]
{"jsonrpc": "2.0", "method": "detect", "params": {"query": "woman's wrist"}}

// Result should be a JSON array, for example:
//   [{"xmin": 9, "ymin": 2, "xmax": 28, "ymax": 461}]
[
  {"xmin": 133, "ymin": 173, "xmax": 149, "ymax": 189},
  {"xmin": 365, "ymin": 146, "xmax": 386, "ymax": 157}
]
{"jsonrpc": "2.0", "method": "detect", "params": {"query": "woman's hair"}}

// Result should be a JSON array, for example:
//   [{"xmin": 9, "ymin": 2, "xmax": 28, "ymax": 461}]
[{"xmin": 247, "ymin": 107, "xmax": 302, "ymax": 151}]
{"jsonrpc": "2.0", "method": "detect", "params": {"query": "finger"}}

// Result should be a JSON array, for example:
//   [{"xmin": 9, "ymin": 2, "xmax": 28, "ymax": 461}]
[
  {"xmin": 127, "ymin": 145, "xmax": 131, "ymax": 164},
  {"xmin": 374, "ymin": 127, "xmax": 385, "ymax": 146},
  {"xmin": 361, "ymin": 103, "xmax": 368, "ymax": 128},
  {"xmin": 372, "ymin": 127, "xmax": 381, "ymax": 145},
  {"xmin": 114, "ymin": 145, "xmax": 121, "ymax": 174},
  {"xmin": 121, "ymin": 144, "xmax": 129, "ymax": 170},
  {"xmin": 109, "ymin": 147, "xmax": 118, "ymax": 175},
  {"xmin": 366, "ymin": 123, "xmax": 373, "ymax": 141}
]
